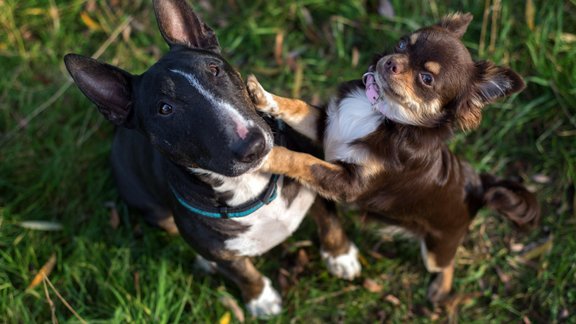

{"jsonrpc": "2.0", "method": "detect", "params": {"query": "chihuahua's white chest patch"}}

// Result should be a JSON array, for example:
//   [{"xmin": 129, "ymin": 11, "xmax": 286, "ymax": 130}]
[
  {"xmin": 324, "ymin": 90, "xmax": 383, "ymax": 163},
  {"xmin": 223, "ymin": 177, "xmax": 315, "ymax": 256}
]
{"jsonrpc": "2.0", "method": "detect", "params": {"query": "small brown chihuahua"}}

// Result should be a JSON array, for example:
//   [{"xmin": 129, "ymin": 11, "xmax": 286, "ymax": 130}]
[{"xmin": 247, "ymin": 13, "xmax": 540, "ymax": 302}]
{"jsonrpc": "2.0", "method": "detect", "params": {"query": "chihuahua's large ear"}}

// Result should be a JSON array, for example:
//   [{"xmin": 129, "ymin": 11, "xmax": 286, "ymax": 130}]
[
  {"xmin": 436, "ymin": 12, "xmax": 473, "ymax": 38},
  {"xmin": 64, "ymin": 54, "xmax": 134, "ymax": 127},
  {"xmin": 153, "ymin": 0, "xmax": 220, "ymax": 53},
  {"xmin": 457, "ymin": 61, "xmax": 526, "ymax": 130}
]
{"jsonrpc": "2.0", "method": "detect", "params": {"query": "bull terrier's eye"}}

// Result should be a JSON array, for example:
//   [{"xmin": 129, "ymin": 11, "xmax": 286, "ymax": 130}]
[
  {"xmin": 159, "ymin": 103, "xmax": 173, "ymax": 115},
  {"xmin": 209, "ymin": 63, "xmax": 219, "ymax": 77},
  {"xmin": 419, "ymin": 72, "xmax": 434, "ymax": 87}
]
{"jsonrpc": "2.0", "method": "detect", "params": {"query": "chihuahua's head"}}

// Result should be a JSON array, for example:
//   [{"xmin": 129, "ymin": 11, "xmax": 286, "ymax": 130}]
[{"xmin": 371, "ymin": 13, "xmax": 525, "ymax": 130}]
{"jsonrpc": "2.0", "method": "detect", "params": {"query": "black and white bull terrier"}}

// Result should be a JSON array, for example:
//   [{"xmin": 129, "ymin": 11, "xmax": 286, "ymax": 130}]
[{"xmin": 64, "ymin": 0, "xmax": 360, "ymax": 317}]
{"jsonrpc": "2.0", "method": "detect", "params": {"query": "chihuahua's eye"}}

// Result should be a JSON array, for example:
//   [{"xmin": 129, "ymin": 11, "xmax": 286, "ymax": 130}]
[
  {"xmin": 420, "ymin": 72, "xmax": 434, "ymax": 87},
  {"xmin": 396, "ymin": 39, "xmax": 408, "ymax": 51},
  {"xmin": 209, "ymin": 64, "xmax": 219, "ymax": 76},
  {"xmin": 159, "ymin": 103, "xmax": 174, "ymax": 115}
]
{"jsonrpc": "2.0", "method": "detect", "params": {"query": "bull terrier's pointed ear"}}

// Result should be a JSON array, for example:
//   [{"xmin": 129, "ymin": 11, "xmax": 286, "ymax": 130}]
[
  {"xmin": 153, "ymin": 0, "xmax": 221, "ymax": 53},
  {"xmin": 436, "ymin": 12, "xmax": 473, "ymax": 38},
  {"xmin": 64, "ymin": 54, "xmax": 134, "ymax": 127}
]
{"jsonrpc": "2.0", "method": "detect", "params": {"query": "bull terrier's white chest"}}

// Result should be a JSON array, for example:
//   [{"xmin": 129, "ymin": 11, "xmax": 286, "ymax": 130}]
[{"xmin": 223, "ymin": 178, "xmax": 316, "ymax": 256}]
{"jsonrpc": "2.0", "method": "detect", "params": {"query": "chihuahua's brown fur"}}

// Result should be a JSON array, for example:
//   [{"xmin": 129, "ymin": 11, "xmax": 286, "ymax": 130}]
[{"xmin": 248, "ymin": 13, "xmax": 539, "ymax": 302}]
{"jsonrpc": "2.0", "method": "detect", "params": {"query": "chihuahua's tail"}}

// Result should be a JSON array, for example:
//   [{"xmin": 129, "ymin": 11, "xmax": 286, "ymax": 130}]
[{"xmin": 480, "ymin": 173, "xmax": 540, "ymax": 229}]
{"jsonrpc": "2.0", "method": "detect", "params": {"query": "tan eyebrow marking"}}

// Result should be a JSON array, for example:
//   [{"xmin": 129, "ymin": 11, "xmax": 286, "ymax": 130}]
[
  {"xmin": 425, "ymin": 61, "xmax": 441, "ymax": 75},
  {"xmin": 410, "ymin": 33, "xmax": 420, "ymax": 45}
]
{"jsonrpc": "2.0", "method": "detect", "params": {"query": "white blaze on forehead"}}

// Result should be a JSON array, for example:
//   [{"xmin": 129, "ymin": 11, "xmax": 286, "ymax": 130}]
[{"xmin": 169, "ymin": 69, "xmax": 252, "ymax": 139}]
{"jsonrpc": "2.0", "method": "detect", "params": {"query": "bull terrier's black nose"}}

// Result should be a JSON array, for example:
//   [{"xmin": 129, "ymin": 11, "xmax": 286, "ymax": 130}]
[{"xmin": 231, "ymin": 129, "xmax": 266, "ymax": 164}]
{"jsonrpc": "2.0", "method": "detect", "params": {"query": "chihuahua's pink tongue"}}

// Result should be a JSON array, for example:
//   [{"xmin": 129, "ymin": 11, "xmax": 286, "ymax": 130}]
[
  {"xmin": 363, "ymin": 72, "xmax": 380, "ymax": 105},
  {"xmin": 363, "ymin": 71, "xmax": 388, "ymax": 116}
]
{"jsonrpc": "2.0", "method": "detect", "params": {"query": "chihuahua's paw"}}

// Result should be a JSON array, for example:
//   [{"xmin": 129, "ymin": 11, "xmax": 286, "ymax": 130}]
[
  {"xmin": 246, "ymin": 277, "xmax": 282, "ymax": 318},
  {"xmin": 246, "ymin": 74, "xmax": 279, "ymax": 116},
  {"xmin": 427, "ymin": 274, "xmax": 451, "ymax": 304},
  {"xmin": 321, "ymin": 243, "xmax": 362, "ymax": 280}
]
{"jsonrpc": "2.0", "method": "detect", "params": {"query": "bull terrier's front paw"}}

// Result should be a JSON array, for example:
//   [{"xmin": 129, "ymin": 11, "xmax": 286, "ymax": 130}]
[
  {"xmin": 321, "ymin": 243, "xmax": 362, "ymax": 280},
  {"xmin": 157, "ymin": 216, "xmax": 179, "ymax": 235},
  {"xmin": 246, "ymin": 74, "xmax": 279, "ymax": 116},
  {"xmin": 245, "ymin": 277, "xmax": 282, "ymax": 318},
  {"xmin": 194, "ymin": 255, "xmax": 218, "ymax": 274}
]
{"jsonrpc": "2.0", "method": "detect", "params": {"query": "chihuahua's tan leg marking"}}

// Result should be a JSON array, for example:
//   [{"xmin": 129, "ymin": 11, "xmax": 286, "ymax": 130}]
[
  {"xmin": 427, "ymin": 263, "xmax": 454, "ymax": 303},
  {"xmin": 422, "ymin": 227, "xmax": 467, "ymax": 303},
  {"xmin": 262, "ymin": 146, "xmax": 367, "ymax": 202},
  {"xmin": 262, "ymin": 146, "xmax": 339, "ymax": 184},
  {"xmin": 247, "ymin": 75, "xmax": 320, "ymax": 141}
]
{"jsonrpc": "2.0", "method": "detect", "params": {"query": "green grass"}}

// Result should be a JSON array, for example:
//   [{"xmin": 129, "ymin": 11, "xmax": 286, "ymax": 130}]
[{"xmin": 1, "ymin": 0, "xmax": 575, "ymax": 322}]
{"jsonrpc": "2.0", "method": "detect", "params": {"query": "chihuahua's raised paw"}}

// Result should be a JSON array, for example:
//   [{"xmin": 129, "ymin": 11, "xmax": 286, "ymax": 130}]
[{"xmin": 247, "ymin": 75, "xmax": 279, "ymax": 116}]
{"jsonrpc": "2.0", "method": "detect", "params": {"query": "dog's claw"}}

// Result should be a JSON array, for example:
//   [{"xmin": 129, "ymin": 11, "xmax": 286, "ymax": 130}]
[
  {"xmin": 321, "ymin": 243, "xmax": 362, "ymax": 280},
  {"xmin": 246, "ymin": 74, "xmax": 261, "ymax": 103}
]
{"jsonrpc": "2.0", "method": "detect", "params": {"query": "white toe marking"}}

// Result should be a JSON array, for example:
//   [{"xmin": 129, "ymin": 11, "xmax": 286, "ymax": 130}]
[
  {"xmin": 321, "ymin": 243, "xmax": 362, "ymax": 280},
  {"xmin": 245, "ymin": 277, "xmax": 282, "ymax": 318}
]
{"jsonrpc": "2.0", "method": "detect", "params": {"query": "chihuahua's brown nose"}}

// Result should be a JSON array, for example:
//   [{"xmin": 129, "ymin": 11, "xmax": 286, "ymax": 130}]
[
  {"xmin": 231, "ymin": 129, "xmax": 267, "ymax": 164},
  {"xmin": 384, "ymin": 57, "xmax": 404, "ymax": 74}
]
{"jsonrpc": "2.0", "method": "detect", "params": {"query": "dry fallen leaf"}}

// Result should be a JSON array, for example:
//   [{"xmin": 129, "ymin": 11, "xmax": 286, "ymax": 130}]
[
  {"xmin": 219, "ymin": 296, "xmax": 245, "ymax": 323},
  {"xmin": 351, "ymin": 47, "xmax": 359, "ymax": 68},
  {"xmin": 80, "ymin": 11, "xmax": 101, "ymax": 31},
  {"xmin": 105, "ymin": 201, "xmax": 120, "ymax": 229},
  {"xmin": 517, "ymin": 235, "xmax": 553, "ymax": 262},
  {"xmin": 384, "ymin": 294, "xmax": 401, "ymax": 306},
  {"xmin": 441, "ymin": 292, "xmax": 482, "ymax": 323},
  {"xmin": 363, "ymin": 278, "xmax": 383, "ymax": 293},
  {"xmin": 510, "ymin": 241, "xmax": 525, "ymax": 252},
  {"xmin": 218, "ymin": 312, "xmax": 231, "ymax": 324},
  {"xmin": 295, "ymin": 249, "xmax": 309, "ymax": 271},
  {"xmin": 19, "ymin": 221, "xmax": 63, "ymax": 231},
  {"xmin": 366, "ymin": 250, "xmax": 384, "ymax": 260},
  {"xmin": 85, "ymin": 0, "xmax": 96, "ymax": 12},
  {"xmin": 525, "ymin": 0, "xmax": 535, "ymax": 32},
  {"xmin": 28, "ymin": 254, "xmax": 57, "ymax": 290},
  {"xmin": 274, "ymin": 32, "xmax": 284, "ymax": 66},
  {"xmin": 531, "ymin": 173, "xmax": 551, "ymax": 184},
  {"xmin": 378, "ymin": 0, "xmax": 395, "ymax": 18},
  {"xmin": 494, "ymin": 266, "xmax": 512, "ymax": 291}
]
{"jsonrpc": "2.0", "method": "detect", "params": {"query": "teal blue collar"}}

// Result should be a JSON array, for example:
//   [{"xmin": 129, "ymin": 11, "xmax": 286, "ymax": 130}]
[
  {"xmin": 171, "ymin": 120, "xmax": 285, "ymax": 219},
  {"xmin": 171, "ymin": 174, "xmax": 280, "ymax": 218}
]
